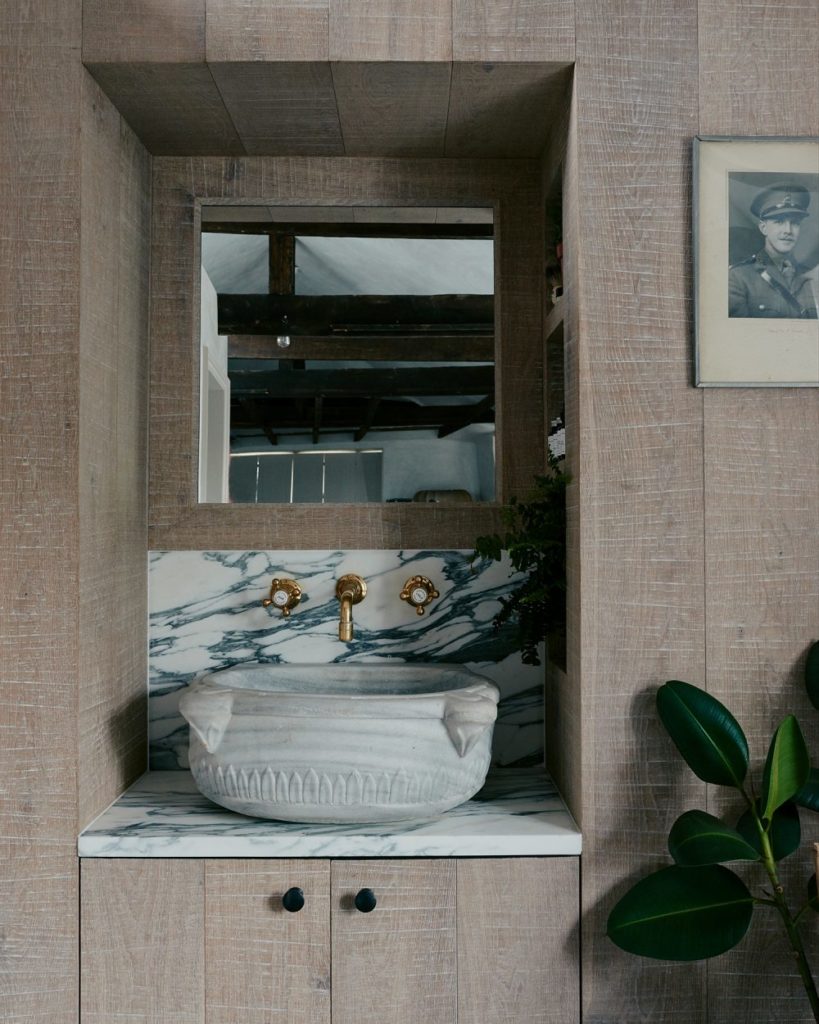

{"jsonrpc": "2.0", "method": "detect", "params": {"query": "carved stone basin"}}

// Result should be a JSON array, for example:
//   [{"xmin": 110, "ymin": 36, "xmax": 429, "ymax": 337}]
[{"xmin": 178, "ymin": 663, "xmax": 500, "ymax": 823}]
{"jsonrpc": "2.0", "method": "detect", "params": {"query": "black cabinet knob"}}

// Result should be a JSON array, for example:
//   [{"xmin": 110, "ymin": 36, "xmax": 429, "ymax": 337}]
[
  {"xmin": 354, "ymin": 888, "xmax": 377, "ymax": 913},
  {"xmin": 282, "ymin": 887, "xmax": 305, "ymax": 913}
]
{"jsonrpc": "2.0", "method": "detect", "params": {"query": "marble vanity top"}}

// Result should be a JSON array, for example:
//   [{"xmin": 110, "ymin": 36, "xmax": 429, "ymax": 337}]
[{"xmin": 78, "ymin": 769, "xmax": 581, "ymax": 858}]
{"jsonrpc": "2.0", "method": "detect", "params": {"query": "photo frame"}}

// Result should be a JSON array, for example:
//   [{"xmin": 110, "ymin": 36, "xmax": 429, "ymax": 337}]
[{"xmin": 694, "ymin": 136, "xmax": 819, "ymax": 387}]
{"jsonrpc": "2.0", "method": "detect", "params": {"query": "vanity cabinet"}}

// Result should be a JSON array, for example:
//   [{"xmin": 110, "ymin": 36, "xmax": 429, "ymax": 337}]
[{"xmin": 81, "ymin": 857, "xmax": 578, "ymax": 1024}]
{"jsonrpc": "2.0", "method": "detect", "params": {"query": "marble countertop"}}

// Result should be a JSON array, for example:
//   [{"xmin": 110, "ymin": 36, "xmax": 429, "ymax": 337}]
[{"xmin": 78, "ymin": 769, "xmax": 581, "ymax": 858}]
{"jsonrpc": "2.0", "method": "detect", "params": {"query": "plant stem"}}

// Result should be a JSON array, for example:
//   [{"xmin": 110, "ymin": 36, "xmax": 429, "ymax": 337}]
[{"xmin": 757, "ymin": 823, "xmax": 819, "ymax": 1022}]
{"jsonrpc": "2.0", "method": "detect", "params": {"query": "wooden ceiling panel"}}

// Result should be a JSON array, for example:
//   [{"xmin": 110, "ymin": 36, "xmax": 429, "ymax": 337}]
[
  {"xmin": 446, "ymin": 63, "xmax": 569, "ymax": 157},
  {"xmin": 201, "ymin": 206, "xmax": 273, "ymax": 222},
  {"xmin": 210, "ymin": 62, "xmax": 344, "ymax": 155},
  {"xmin": 331, "ymin": 62, "xmax": 451, "ymax": 156},
  {"xmin": 452, "ymin": 0, "xmax": 575, "ymax": 63},
  {"xmin": 207, "ymin": 0, "xmax": 329, "ymax": 62},
  {"xmin": 83, "ymin": 0, "xmax": 205, "ymax": 63},
  {"xmin": 86, "ymin": 63, "xmax": 244, "ymax": 155}
]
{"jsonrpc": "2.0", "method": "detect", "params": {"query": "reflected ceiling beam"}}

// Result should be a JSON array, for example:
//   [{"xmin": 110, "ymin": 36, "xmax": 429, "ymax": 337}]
[
  {"xmin": 218, "ymin": 293, "xmax": 494, "ymax": 336},
  {"xmin": 437, "ymin": 395, "xmax": 494, "ymax": 439},
  {"xmin": 229, "ymin": 365, "xmax": 494, "ymax": 399},
  {"xmin": 228, "ymin": 334, "xmax": 494, "ymax": 362},
  {"xmin": 312, "ymin": 396, "xmax": 323, "ymax": 444},
  {"xmin": 203, "ymin": 222, "xmax": 492, "ymax": 239},
  {"xmin": 269, "ymin": 233, "xmax": 295, "ymax": 294},
  {"xmin": 230, "ymin": 399, "xmax": 494, "ymax": 435},
  {"xmin": 354, "ymin": 398, "xmax": 381, "ymax": 442}
]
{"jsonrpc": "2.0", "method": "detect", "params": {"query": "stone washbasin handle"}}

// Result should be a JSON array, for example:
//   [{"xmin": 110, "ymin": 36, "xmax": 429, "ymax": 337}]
[
  {"xmin": 442, "ymin": 684, "xmax": 499, "ymax": 758},
  {"xmin": 179, "ymin": 689, "xmax": 234, "ymax": 754}
]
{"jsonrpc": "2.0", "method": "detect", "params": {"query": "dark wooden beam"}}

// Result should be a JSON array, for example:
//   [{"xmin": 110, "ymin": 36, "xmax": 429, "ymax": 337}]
[
  {"xmin": 437, "ymin": 395, "xmax": 494, "ymax": 438},
  {"xmin": 218, "ymin": 293, "xmax": 494, "ymax": 336},
  {"xmin": 229, "ymin": 365, "xmax": 495, "ymax": 399},
  {"xmin": 312, "ymin": 396, "xmax": 322, "ymax": 444},
  {"xmin": 203, "ymin": 221, "xmax": 493, "ymax": 239},
  {"xmin": 268, "ymin": 233, "xmax": 295, "ymax": 294},
  {"xmin": 228, "ymin": 334, "xmax": 495, "ymax": 362},
  {"xmin": 354, "ymin": 398, "xmax": 382, "ymax": 442}
]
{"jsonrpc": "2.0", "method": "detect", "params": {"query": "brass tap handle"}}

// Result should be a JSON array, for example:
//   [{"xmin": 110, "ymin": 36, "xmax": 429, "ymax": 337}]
[
  {"xmin": 262, "ymin": 578, "xmax": 302, "ymax": 618},
  {"xmin": 400, "ymin": 575, "xmax": 440, "ymax": 616}
]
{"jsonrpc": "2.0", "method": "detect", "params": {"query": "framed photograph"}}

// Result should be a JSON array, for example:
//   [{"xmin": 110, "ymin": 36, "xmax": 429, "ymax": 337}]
[{"xmin": 694, "ymin": 136, "xmax": 819, "ymax": 386}]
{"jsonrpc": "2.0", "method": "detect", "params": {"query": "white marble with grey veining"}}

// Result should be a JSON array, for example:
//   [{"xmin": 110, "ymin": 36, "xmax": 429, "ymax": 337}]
[
  {"xmin": 78, "ymin": 769, "xmax": 581, "ymax": 858},
  {"xmin": 149, "ymin": 550, "xmax": 545, "ymax": 771}
]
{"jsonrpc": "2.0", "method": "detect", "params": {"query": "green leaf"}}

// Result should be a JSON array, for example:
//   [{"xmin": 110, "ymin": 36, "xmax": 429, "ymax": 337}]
[
  {"xmin": 761, "ymin": 715, "xmax": 809, "ymax": 823},
  {"xmin": 795, "ymin": 767, "xmax": 819, "ymax": 813},
  {"xmin": 737, "ymin": 800, "xmax": 801, "ymax": 862},
  {"xmin": 607, "ymin": 864, "xmax": 753, "ymax": 961},
  {"xmin": 806, "ymin": 641, "xmax": 819, "ymax": 712},
  {"xmin": 668, "ymin": 810, "xmax": 759, "ymax": 865},
  {"xmin": 656, "ymin": 681, "xmax": 749, "ymax": 788}
]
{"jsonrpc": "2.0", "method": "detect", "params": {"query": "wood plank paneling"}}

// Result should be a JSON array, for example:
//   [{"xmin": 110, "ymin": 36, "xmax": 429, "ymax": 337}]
[
  {"xmin": 0, "ymin": 2, "xmax": 82, "ymax": 1019},
  {"xmin": 331, "ymin": 859, "xmax": 456, "ymax": 1024},
  {"xmin": 207, "ymin": 0, "xmax": 330, "ymax": 62},
  {"xmin": 78, "ymin": 73, "xmax": 150, "ymax": 829},
  {"xmin": 85, "ymin": 63, "xmax": 245, "ymax": 156},
  {"xmin": 457, "ymin": 858, "xmax": 579, "ymax": 1024},
  {"xmin": 329, "ymin": 0, "xmax": 452, "ymax": 61},
  {"xmin": 81, "ymin": 859, "xmax": 205, "ymax": 1022},
  {"xmin": 331, "ymin": 62, "xmax": 451, "ymax": 156},
  {"xmin": 573, "ymin": 1, "xmax": 706, "ymax": 1021},
  {"xmin": 699, "ymin": 3, "xmax": 819, "ymax": 1020},
  {"xmin": 149, "ymin": 156, "xmax": 540, "ymax": 549},
  {"xmin": 210, "ymin": 62, "xmax": 344, "ymax": 155},
  {"xmin": 205, "ymin": 860, "xmax": 331, "ymax": 1024},
  {"xmin": 83, "ymin": 0, "xmax": 205, "ymax": 63},
  {"xmin": 446, "ymin": 63, "xmax": 570, "ymax": 158},
  {"xmin": 452, "ymin": 0, "xmax": 575, "ymax": 63}
]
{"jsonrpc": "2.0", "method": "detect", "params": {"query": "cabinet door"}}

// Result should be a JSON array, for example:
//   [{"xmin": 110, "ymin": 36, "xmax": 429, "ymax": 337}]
[
  {"xmin": 81, "ymin": 859, "xmax": 205, "ymax": 1024},
  {"xmin": 457, "ymin": 858, "xmax": 579, "ymax": 1024},
  {"xmin": 206, "ymin": 859, "xmax": 331, "ymax": 1024},
  {"xmin": 331, "ymin": 859, "xmax": 457, "ymax": 1024}
]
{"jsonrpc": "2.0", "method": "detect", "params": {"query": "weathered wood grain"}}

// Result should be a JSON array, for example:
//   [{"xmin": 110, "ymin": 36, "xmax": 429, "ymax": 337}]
[
  {"xmin": 0, "ymin": 2, "xmax": 82, "ymax": 1019},
  {"xmin": 210, "ymin": 62, "xmax": 344, "ymax": 155},
  {"xmin": 329, "ymin": 0, "xmax": 452, "ymax": 61},
  {"xmin": 457, "ymin": 858, "xmax": 579, "ymax": 1024},
  {"xmin": 452, "ymin": 0, "xmax": 575, "ymax": 63},
  {"xmin": 205, "ymin": 860, "xmax": 331, "ymax": 1024},
  {"xmin": 206, "ymin": 0, "xmax": 329, "ymax": 62},
  {"xmin": 698, "ymin": 2, "xmax": 819, "ymax": 1019},
  {"xmin": 82, "ymin": 0, "xmax": 206, "ymax": 63},
  {"xmin": 78, "ymin": 73, "xmax": 150, "ymax": 829},
  {"xmin": 81, "ymin": 859, "xmax": 205, "ymax": 1022},
  {"xmin": 573, "ymin": 0, "xmax": 706, "ymax": 1020},
  {"xmin": 149, "ymin": 156, "xmax": 541, "ymax": 549},
  {"xmin": 85, "ymin": 63, "xmax": 245, "ymax": 156},
  {"xmin": 331, "ymin": 62, "xmax": 451, "ymax": 156},
  {"xmin": 331, "ymin": 859, "xmax": 457, "ymax": 1024}
]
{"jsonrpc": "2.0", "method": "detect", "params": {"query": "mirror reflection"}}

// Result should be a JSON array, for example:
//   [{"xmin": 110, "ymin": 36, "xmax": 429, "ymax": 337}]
[{"xmin": 199, "ymin": 207, "xmax": 495, "ymax": 505}]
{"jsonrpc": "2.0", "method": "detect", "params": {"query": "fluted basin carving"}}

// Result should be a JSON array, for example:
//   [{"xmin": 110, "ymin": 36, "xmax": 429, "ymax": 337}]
[{"xmin": 179, "ymin": 663, "xmax": 500, "ymax": 823}]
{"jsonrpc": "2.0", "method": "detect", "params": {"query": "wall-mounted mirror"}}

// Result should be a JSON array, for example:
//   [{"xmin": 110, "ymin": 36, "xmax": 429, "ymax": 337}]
[{"xmin": 198, "ymin": 206, "xmax": 495, "ymax": 505}]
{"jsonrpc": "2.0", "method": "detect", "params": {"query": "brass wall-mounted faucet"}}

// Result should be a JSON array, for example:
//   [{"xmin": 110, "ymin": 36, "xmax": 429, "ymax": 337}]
[
  {"xmin": 262, "ymin": 577, "xmax": 302, "ymax": 618},
  {"xmin": 335, "ymin": 574, "xmax": 367, "ymax": 641},
  {"xmin": 400, "ymin": 575, "xmax": 440, "ymax": 615}
]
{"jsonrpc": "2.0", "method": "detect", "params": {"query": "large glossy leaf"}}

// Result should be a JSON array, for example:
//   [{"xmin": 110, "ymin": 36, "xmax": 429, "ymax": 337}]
[
  {"xmin": 806, "ymin": 642, "xmax": 819, "ymax": 712},
  {"xmin": 668, "ymin": 810, "xmax": 759, "ymax": 865},
  {"xmin": 761, "ymin": 715, "xmax": 809, "ymax": 823},
  {"xmin": 607, "ymin": 865, "xmax": 753, "ymax": 961},
  {"xmin": 737, "ymin": 800, "xmax": 801, "ymax": 862},
  {"xmin": 656, "ymin": 681, "xmax": 749, "ymax": 788},
  {"xmin": 795, "ymin": 767, "xmax": 819, "ymax": 813}
]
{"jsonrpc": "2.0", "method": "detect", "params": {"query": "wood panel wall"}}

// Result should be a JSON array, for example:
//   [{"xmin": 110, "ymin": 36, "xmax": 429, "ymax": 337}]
[
  {"xmin": 0, "ymin": 3, "xmax": 83, "ymax": 1019},
  {"xmin": 78, "ymin": 74, "xmax": 151, "ymax": 829},
  {"xmin": 148, "ymin": 156, "xmax": 544, "ymax": 550}
]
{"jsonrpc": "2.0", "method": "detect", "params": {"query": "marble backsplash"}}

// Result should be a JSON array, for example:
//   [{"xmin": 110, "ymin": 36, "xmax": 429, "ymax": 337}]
[{"xmin": 149, "ymin": 550, "xmax": 544, "ymax": 770}]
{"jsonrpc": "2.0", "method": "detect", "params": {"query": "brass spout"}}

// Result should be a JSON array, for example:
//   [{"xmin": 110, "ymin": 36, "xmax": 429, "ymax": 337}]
[{"xmin": 335, "ymin": 574, "xmax": 367, "ymax": 642}]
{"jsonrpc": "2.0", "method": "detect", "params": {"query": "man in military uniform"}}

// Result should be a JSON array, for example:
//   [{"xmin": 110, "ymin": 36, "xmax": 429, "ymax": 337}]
[{"xmin": 728, "ymin": 182, "xmax": 819, "ymax": 319}]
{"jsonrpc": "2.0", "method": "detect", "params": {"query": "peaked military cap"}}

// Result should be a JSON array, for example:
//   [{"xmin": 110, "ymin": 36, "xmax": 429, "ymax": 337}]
[{"xmin": 750, "ymin": 182, "xmax": 811, "ymax": 220}]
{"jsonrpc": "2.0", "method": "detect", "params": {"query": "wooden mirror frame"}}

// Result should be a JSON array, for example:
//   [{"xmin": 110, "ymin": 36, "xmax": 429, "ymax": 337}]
[{"xmin": 149, "ymin": 156, "xmax": 545, "ymax": 550}]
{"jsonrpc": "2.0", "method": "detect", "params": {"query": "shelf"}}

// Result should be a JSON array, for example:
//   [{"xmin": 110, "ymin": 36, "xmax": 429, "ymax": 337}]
[{"xmin": 78, "ymin": 768, "xmax": 581, "ymax": 859}]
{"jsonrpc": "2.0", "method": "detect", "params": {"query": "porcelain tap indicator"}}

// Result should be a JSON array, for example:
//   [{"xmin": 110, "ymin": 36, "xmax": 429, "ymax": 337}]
[
  {"xmin": 400, "ymin": 575, "xmax": 440, "ymax": 616},
  {"xmin": 262, "ymin": 577, "xmax": 302, "ymax": 618}
]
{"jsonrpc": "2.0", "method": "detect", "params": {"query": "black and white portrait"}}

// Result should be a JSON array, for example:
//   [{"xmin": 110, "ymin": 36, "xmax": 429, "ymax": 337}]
[{"xmin": 728, "ymin": 172, "xmax": 819, "ymax": 320}]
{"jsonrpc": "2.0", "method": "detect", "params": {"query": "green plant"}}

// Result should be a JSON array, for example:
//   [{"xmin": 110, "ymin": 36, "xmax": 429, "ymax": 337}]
[
  {"xmin": 607, "ymin": 641, "xmax": 819, "ymax": 1020},
  {"xmin": 472, "ymin": 456, "xmax": 568, "ymax": 665}
]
